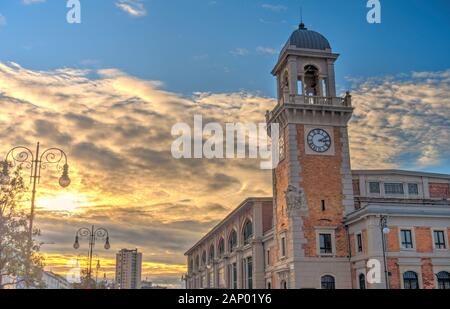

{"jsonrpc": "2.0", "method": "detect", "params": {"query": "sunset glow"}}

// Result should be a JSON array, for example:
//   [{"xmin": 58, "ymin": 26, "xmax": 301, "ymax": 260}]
[{"xmin": 38, "ymin": 193, "xmax": 87, "ymax": 213}]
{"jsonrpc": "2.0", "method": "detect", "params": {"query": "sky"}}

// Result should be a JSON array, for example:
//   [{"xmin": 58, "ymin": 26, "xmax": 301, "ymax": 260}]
[{"xmin": 0, "ymin": 0, "xmax": 449, "ymax": 287}]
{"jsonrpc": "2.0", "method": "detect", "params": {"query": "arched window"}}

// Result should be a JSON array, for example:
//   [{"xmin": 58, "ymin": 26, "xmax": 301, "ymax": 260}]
[
  {"xmin": 359, "ymin": 274, "xmax": 366, "ymax": 290},
  {"xmin": 243, "ymin": 220, "xmax": 253, "ymax": 245},
  {"xmin": 209, "ymin": 244, "xmax": 215, "ymax": 264},
  {"xmin": 280, "ymin": 280, "xmax": 288, "ymax": 289},
  {"xmin": 437, "ymin": 272, "xmax": 450, "ymax": 290},
  {"xmin": 189, "ymin": 259, "xmax": 194, "ymax": 273},
  {"xmin": 304, "ymin": 65, "xmax": 319, "ymax": 97},
  {"xmin": 218, "ymin": 238, "xmax": 225, "ymax": 258},
  {"xmin": 403, "ymin": 271, "xmax": 419, "ymax": 289},
  {"xmin": 267, "ymin": 282, "xmax": 272, "ymax": 289},
  {"xmin": 229, "ymin": 230, "xmax": 238, "ymax": 252},
  {"xmin": 195, "ymin": 255, "xmax": 200, "ymax": 271},
  {"xmin": 321, "ymin": 275, "xmax": 336, "ymax": 289},
  {"xmin": 201, "ymin": 251, "xmax": 207, "ymax": 266}
]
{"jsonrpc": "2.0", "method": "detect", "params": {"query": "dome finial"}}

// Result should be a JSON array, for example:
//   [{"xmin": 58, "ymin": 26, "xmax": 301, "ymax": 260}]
[{"xmin": 299, "ymin": 6, "xmax": 306, "ymax": 29}]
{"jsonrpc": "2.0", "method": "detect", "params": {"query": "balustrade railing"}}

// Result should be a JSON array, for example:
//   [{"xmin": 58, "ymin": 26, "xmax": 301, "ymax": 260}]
[{"xmin": 279, "ymin": 92, "xmax": 352, "ymax": 107}]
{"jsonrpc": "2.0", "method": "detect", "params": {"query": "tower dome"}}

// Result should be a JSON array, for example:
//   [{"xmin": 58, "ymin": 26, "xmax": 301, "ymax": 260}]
[{"xmin": 283, "ymin": 23, "xmax": 331, "ymax": 52}]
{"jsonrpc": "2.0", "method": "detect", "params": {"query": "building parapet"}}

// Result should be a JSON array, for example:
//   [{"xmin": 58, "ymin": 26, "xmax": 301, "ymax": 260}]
[{"xmin": 346, "ymin": 202, "xmax": 450, "ymax": 225}]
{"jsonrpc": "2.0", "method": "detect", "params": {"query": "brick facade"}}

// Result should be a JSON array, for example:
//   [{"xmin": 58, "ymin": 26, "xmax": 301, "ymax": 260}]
[
  {"xmin": 421, "ymin": 258, "xmax": 435, "ymax": 289},
  {"xmin": 415, "ymin": 227, "xmax": 433, "ymax": 253},
  {"xmin": 387, "ymin": 226, "xmax": 400, "ymax": 252},
  {"xmin": 429, "ymin": 183, "xmax": 450, "ymax": 199},
  {"xmin": 298, "ymin": 126, "xmax": 348, "ymax": 258},
  {"xmin": 388, "ymin": 258, "xmax": 401, "ymax": 289},
  {"xmin": 262, "ymin": 201, "xmax": 274, "ymax": 233}
]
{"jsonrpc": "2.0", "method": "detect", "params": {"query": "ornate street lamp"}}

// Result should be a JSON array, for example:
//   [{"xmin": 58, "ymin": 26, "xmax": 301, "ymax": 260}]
[
  {"xmin": 73, "ymin": 226, "xmax": 111, "ymax": 280},
  {"xmin": 380, "ymin": 215, "xmax": 390, "ymax": 289},
  {"xmin": 1, "ymin": 142, "xmax": 71, "ymax": 244}
]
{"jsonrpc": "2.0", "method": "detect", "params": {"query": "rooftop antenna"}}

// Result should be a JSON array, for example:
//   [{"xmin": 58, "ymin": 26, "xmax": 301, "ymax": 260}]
[
  {"xmin": 300, "ymin": 6, "xmax": 303, "ymax": 24},
  {"xmin": 299, "ymin": 5, "xmax": 306, "ymax": 29}
]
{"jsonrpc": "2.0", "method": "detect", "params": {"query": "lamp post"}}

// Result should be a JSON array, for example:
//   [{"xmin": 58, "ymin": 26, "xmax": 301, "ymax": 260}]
[
  {"xmin": 73, "ymin": 226, "xmax": 110, "ymax": 281},
  {"xmin": 380, "ymin": 215, "xmax": 390, "ymax": 289},
  {"xmin": 1, "ymin": 142, "xmax": 71, "ymax": 243}
]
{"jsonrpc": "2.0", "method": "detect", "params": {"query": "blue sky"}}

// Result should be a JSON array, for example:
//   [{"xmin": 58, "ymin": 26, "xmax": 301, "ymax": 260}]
[{"xmin": 1, "ymin": 0, "xmax": 449, "ymax": 96}]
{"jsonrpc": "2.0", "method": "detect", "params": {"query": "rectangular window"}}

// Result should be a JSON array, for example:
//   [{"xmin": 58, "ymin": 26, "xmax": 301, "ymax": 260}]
[
  {"xmin": 369, "ymin": 182, "xmax": 381, "ymax": 194},
  {"xmin": 322, "ymin": 79, "xmax": 327, "ymax": 97},
  {"xmin": 201, "ymin": 275, "xmax": 206, "ymax": 288},
  {"xmin": 209, "ymin": 273, "xmax": 214, "ymax": 288},
  {"xmin": 281, "ymin": 237, "xmax": 286, "ymax": 257},
  {"xmin": 320, "ymin": 234, "xmax": 333, "ymax": 254},
  {"xmin": 218, "ymin": 268, "xmax": 225, "ymax": 288},
  {"xmin": 266, "ymin": 250, "xmax": 270, "ymax": 266},
  {"xmin": 408, "ymin": 183, "xmax": 419, "ymax": 196},
  {"xmin": 246, "ymin": 257, "xmax": 253, "ymax": 290},
  {"xmin": 232, "ymin": 263, "xmax": 237, "ymax": 289},
  {"xmin": 401, "ymin": 230, "xmax": 414, "ymax": 249},
  {"xmin": 434, "ymin": 231, "xmax": 447, "ymax": 249},
  {"xmin": 298, "ymin": 80, "xmax": 303, "ymax": 96},
  {"xmin": 357, "ymin": 233, "xmax": 363, "ymax": 253},
  {"xmin": 385, "ymin": 183, "xmax": 405, "ymax": 195}
]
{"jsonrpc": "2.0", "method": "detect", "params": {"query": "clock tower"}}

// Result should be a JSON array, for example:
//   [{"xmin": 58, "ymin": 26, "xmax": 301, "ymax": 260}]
[{"xmin": 266, "ymin": 23, "xmax": 354, "ymax": 289}]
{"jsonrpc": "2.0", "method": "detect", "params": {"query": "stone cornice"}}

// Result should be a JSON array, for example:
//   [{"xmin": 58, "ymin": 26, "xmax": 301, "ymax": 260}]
[{"xmin": 272, "ymin": 48, "xmax": 339, "ymax": 76}]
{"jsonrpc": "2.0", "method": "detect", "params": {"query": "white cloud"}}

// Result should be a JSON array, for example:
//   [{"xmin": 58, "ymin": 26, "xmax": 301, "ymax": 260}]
[
  {"xmin": 349, "ymin": 70, "xmax": 450, "ymax": 169},
  {"xmin": 230, "ymin": 48, "xmax": 249, "ymax": 56},
  {"xmin": 261, "ymin": 4, "xmax": 287, "ymax": 12},
  {"xmin": 256, "ymin": 46, "xmax": 277, "ymax": 55},
  {"xmin": 22, "ymin": 0, "xmax": 46, "ymax": 4},
  {"xmin": 116, "ymin": 0, "xmax": 147, "ymax": 17}
]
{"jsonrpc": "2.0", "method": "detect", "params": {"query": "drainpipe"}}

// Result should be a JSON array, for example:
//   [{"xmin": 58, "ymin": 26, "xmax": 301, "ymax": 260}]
[{"xmin": 345, "ymin": 224, "xmax": 353, "ymax": 289}]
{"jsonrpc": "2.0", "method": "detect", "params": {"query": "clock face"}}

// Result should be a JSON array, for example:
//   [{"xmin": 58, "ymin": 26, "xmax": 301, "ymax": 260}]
[{"xmin": 307, "ymin": 129, "xmax": 332, "ymax": 153}]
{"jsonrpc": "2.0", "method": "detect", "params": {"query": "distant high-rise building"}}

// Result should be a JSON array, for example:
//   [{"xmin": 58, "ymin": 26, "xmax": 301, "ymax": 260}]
[{"xmin": 115, "ymin": 249, "xmax": 142, "ymax": 289}]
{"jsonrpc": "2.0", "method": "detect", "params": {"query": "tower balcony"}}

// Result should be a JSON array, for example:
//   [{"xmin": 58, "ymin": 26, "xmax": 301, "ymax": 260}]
[
  {"xmin": 279, "ymin": 92, "xmax": 352, "ymax": 108},
  {"xmin": 266, "ymin": 92, "xmax": 353, "ymax": 127}
]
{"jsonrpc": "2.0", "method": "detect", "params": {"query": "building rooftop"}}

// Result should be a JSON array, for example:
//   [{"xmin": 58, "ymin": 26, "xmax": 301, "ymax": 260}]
[
  {"xmin": 352, "ymin": 169, "xmax": 450, "ymax": 179},
  {"xmin": 184, "ymin": 197, "xmax": 272, "ymax": 256},
  {"xmin": 282, "ymin": 23, "xmax": 331, "ymax": 53}
]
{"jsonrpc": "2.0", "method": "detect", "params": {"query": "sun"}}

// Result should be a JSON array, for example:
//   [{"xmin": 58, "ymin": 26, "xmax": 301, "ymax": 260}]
[{"xmin": 38, "ymin": 193, "xmax": 87, "ymax": 212}]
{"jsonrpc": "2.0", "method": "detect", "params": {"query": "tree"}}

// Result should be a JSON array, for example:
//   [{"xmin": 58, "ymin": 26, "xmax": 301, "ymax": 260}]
[{"xmin": 0, "ymin": 166, "xmax": 45, "ymax": 289}]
